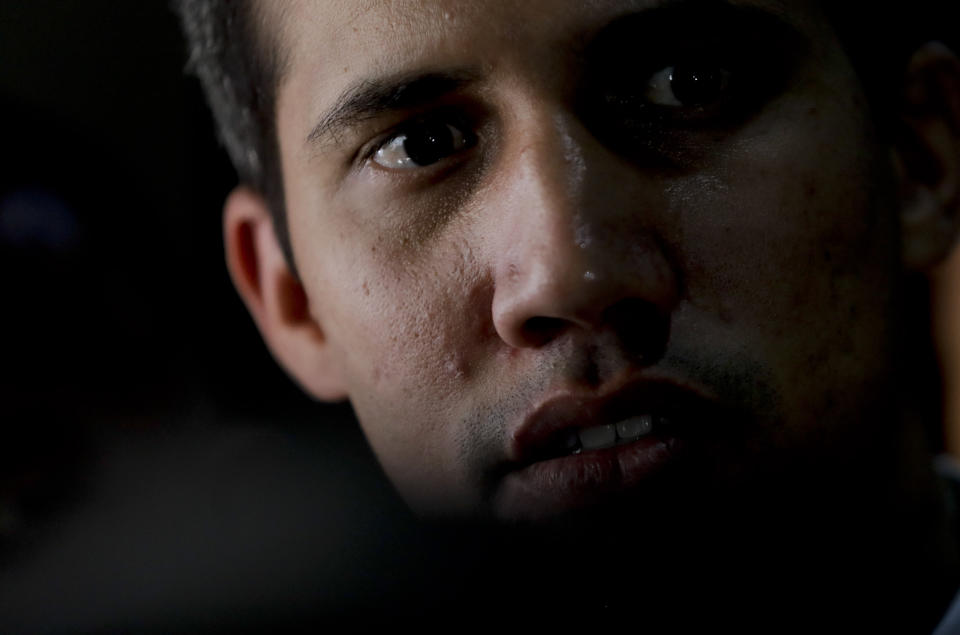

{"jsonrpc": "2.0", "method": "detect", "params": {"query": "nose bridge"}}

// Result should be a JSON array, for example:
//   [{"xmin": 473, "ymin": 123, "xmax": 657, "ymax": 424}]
[
  {"xmin": 498, "ymin": 111, "xmax": 588, "ymax": 279},
  {"xmin": 487, "ymin": 107, "xmax": 678, "ymax": 349}
]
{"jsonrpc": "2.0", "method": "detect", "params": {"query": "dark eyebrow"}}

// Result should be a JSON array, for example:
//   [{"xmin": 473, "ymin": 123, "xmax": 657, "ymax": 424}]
[
  {"xmin": 594, "ymin": 0, "xmax": 806, "ymax": 50},
  {"xmin": 305, "ymin": 1, "xmax": 805, "ymax": 151},
  {"xmin": 306, "ymin": 69, "xmax": 480, "ymax": 149}
]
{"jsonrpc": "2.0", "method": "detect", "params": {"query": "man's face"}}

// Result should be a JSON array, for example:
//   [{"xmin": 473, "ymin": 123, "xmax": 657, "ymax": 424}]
[{"xmin": 270, "ymin": 0, "xmax": 907, "ymax": 521}]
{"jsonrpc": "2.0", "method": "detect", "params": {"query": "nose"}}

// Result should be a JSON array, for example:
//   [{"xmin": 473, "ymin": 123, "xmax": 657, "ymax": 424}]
[{"xmin": 486, "ymin": 112, "xmax": 679, "ymax": 352}]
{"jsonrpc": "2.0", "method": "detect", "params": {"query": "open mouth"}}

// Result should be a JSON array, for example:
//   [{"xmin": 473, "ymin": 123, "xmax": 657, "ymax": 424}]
[
  {"xmin": 492, "ymin": 378, "xmax": 726, "ymax": 521},
  {"xmin": 561, "ymin": 414, "xmax": 673, "ymax": 454},
  {"xmin": 508, "ymin": 379, "xmax": 709, "ymax": 466}
]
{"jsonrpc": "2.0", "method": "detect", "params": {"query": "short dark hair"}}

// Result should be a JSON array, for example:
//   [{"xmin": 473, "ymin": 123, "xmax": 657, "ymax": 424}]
[
  {"xmin": 175, "ymin": 1, "xmax": 949, "ymax": 273},
  {"xmin": 175, "ymin": 0, "xmax": 295, "ymax": 270}
]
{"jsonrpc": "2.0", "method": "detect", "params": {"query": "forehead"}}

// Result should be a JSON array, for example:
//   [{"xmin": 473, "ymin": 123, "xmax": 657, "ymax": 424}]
[
  {"xmin": 268, "ymin": 0, "xmax": 820, "ymax": 50},
  {"xmin": 263, "ymin": 0, "xmax": 843, "ymax": 184},
  {"xmin": 267, "ymin": 0, "xmax": 830, "ymax": 104}
]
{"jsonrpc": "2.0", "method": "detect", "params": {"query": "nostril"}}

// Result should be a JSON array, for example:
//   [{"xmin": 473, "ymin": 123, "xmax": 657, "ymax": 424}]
[
  {"xmin": 603, "ymin": 298, "xmax": 670, "ymax": 362},
  {"xmin": 515, "ymin": 299, "xmax": 671, "ymax": 352},
  {"xmin": 521, "ymin": 316, "xmax": 569, "ymax": 346}
]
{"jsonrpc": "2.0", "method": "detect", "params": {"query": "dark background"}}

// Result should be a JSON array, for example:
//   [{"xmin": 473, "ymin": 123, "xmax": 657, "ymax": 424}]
[
  {"xmin": 0, "ymin": 1, "xmax": 308, "ymax": 449},
  {"xmin": 0, "ymin": 3, "xmax": 435, "ymax": 631},
  {"xmin": 3, "ymin": 2, "xmax": 960, "ymax": 633}
]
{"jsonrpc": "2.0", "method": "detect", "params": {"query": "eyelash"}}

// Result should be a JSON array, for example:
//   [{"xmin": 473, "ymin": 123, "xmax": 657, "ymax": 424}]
[
  {"xmin": 361, "ymin": 111, "xmax": 479, "ymax": 173},
  {"xmin": 358, "ymin": 49, "xmax": 784, "ymax": 176},
  {"xmin": 616, "ymin": 46, "xmax": 794, "ymax": 124}
]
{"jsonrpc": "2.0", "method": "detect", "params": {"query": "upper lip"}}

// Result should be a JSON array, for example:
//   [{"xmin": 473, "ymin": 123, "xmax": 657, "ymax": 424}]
[{"xmin": 505, "ymin": 376, "xmax": 723, "ymax": 466}]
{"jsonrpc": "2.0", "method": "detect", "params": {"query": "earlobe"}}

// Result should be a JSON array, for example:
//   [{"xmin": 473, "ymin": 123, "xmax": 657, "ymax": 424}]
[
  {"xmin": 896, "ymin": 42, "xmax": 960, "ymax": 270},
  {"xmin": 223, "ymin": 186, "xmax": 348, "ymax": 401}
]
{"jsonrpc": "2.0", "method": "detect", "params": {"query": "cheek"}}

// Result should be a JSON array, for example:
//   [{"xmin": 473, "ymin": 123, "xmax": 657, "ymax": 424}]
[
  {"xmin": 321, "ymin": 230, "xmax": 494, "ymax": 420},
  {"xmin": 669, "ymin": 93, "xmax": 901, "ymax": 415},
  {"xmin": 680, "ymin": 145, "xmax": 893, "ymax": 317},
  {"xmin": 319, "ymin": 233, "xmax": 496, "ymax": 508}
]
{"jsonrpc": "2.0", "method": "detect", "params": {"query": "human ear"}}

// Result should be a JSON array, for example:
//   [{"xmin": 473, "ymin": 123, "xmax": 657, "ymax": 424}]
[
  {"xmin": 223, "ymin": 186, "xmax": 348, "ymax": 401},
  {"xmin": 895, "ymin": 42, "xmax": 960, "ymax": 270}
]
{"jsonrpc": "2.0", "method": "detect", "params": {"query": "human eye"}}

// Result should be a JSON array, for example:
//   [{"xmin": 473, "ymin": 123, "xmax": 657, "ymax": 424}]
[
  {"xmin": 581, "ymin": 8, "xmax": 805, "ymax": 131},
  {"xmin": 576, "ymin": 41, "xmax": 799, "ymax": 170},
  {"xmin": 368, "ymin": 116, "xmax": 476, "ymax": 170},
  {"xmin": 642, "ymin": 62, "xmax": 734, "ymax": 109},
  {"xmin": 594, "ymin": 50, "xmax": 753, "ymax": 126}
]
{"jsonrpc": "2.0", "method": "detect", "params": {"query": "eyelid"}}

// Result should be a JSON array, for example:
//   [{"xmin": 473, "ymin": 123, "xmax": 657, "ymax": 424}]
[
  {"xmin": 599, "ymin": 48, "xmax": 780, "ymax": 128},
  {"xmin": 643, "ymin": 63, "xmax": 735, "ymax": 109},
  {"xmin": 373, "ymin": 123, "xmax": 472, "ymax": 170},
  {"xmin": 358, "ymin": 108, "xmax": 479, "ymax": 172}
]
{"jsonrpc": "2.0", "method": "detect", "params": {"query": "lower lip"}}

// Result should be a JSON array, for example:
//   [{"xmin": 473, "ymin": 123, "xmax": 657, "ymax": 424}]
[{"xmin": 493, "ymin": 434, "xmax": 686, "ymax": 522}]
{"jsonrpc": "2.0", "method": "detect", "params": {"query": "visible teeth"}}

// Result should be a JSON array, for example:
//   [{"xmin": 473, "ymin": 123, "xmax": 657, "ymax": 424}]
[
  {"xmin": 566, "ymin": 415, "xmax": 667, "ymax": 455},
  {"xmin": 563, "ymin": 430, "xmax": 582, "ymax": 454},
  {"xmin": 616, "ymin": 414, "xmax": 654, "ymax": 441},
  {"xmin": 578, "ymin": 423, "xmax": 617, "ymax": 451}
]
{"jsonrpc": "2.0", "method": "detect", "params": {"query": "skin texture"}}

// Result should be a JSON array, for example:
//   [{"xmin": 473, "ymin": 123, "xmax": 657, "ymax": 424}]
[
  {"xmin": 228, "ymin": 0, "xmax": 960, "ymax": 534},
  {"xmin": 216, "ymin": 1, "xmax": 960, "ymax": 627}
]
